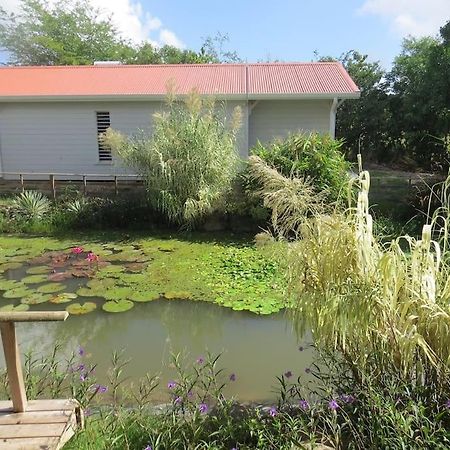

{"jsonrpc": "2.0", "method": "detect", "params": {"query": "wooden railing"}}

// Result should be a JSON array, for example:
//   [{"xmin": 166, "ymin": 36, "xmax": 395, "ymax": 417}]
[
  {"xmin": 0, "ymin": 172, "xmax": 142, "ymax": 198},
  {"xmin": 0, "ymin": 311, "xmax": 68, "ymax": 412}
]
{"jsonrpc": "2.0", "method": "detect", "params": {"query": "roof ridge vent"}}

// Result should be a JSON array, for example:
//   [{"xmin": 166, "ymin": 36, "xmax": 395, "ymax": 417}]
[{"xmin": 93, "ymin": 61, "xmax": 122, "ymax": 66}]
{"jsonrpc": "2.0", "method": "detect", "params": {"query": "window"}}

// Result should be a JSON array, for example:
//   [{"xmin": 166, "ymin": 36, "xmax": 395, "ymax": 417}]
[{"xmin": 96, "ymin": 111, "xmax": 112, "ymax": 161}]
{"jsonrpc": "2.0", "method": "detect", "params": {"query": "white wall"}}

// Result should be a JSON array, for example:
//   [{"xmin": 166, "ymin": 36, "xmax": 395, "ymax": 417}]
[
  {"xmin": 0, "ymin": 100, "xmax": 248, "ymax": 179},
  {"xmin": 248, "ymin": 99, "xmax": 332, "ymax": 149},
  {"xmin": 0, "ymin": 99, "xmax": 333, "ymax": 178}
]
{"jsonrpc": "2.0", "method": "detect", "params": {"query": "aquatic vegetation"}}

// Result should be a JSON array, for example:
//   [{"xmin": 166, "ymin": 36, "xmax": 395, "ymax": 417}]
[
  {"xmin": 66, "ymin": 302, "xmax": 97, "ymax": 315},
  {"xmin": 102, "ymin": 299, "xmax": 134, "ymax": 313},
  {"xmin": 50, "ymin": 292, "xmax": 78, "ymax": 304},
  {"xmin": 37, "ymin": 283, "xmax": 65, "ymax": 294},
  {"xmin": 0, "ymin": 304, "xmax": 29, "ymax": 311},
  {"xmin": 21, "ymin": 293, "xmax": 52, "ymax": 304},
  {"xmin": 0, "ymin": 233, "xmax": 286, "ymax": 315},
  {"xmin": 22, "ymin": 274, "xmax": 49, "ymax": 284}
]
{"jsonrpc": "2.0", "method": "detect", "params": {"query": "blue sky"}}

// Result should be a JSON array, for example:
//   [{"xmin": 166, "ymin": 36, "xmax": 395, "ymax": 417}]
[{"xmin": 1, "ymin": 0, "xmax": 449, "ymax": 68}]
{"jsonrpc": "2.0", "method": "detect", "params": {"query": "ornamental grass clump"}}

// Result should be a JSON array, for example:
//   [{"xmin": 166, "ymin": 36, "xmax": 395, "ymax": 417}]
[
  {"xmin": 104, "ymin": 89, "xmax": 241, "ymax": 228},
  {"xmin": 286, "ymin": 155, "xmax": 450, "ymax": 395}
]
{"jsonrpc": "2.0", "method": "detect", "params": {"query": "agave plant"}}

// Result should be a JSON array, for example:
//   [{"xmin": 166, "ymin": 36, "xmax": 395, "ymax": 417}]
[
  {"xmin": 13, "ymin": 191, "xmax": 51, "ymax": 220},
  {"xmin": 66, "ymin": 198, "xmax": 90, "ymax": 214}
]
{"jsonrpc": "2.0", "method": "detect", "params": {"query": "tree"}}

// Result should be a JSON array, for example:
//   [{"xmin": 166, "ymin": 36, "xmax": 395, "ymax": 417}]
[
  {"xmin": 389, "ymin": 22, "xmax": 450, "ymax": 170},
  {"xmin": 0, "ymin": 1, "xmax": 240, "ymax": 66},
  {"xmin": 0, "ymin": 0, "xmax": 136, "ymax": 65},
  {"xmin": 320, "ymin": 51, "xmax": 390, "ymax": 162}
]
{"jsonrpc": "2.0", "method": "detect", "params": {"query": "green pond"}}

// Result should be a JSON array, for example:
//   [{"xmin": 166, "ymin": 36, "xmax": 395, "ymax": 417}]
[{"xmin": 0, "ymin": 233, "xmax": 313, "ymax": 402}]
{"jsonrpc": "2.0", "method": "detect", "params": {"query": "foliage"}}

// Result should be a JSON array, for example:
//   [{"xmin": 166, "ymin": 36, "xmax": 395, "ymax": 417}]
[
  {"xmin": 332, "ymin": 51, "xmax": 391, "ymax": 162},
  {"xmin": 105, "ymin": 91, "xmax": 242, "ymax": 228},
  {"xmin": 247, "ymin": 155, "xmax": 325, "ymax": 238},
  {"xmin": 388, "ymin": 25, "xmax": 450, "ymax": 170},
  {"xmin": 0, "ymin": 232, "xmax": 286, "ymax": 315},
  {"xmin": 251, "ymin": 132, "xmax": 351, "ymax": 203},
  {"xmin": 283, "ymin": 161, "xmax": 450, "ymax": 422},
  {"xmin": 0, "ymin": 0, "xmax": 136, "ymax": 65},
  {"xmin": 12, "ymin": 190, "xmax": 51, "ymax": 220},
  {"xmin": 3, "ymin": 346, "xmax": 448, "ymax": 449},
  {"xmin": 0, "ymin": 1, "xmax": 239, "ymax": 66}
]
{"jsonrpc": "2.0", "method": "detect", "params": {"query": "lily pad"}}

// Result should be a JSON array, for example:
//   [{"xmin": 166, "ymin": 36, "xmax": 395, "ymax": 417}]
[
  {"xmin": 37, "ymin": 283, "xmax": 65, "ymax": 294},
  {"xmin": 104, "ymin": 287, "xmax": 133, "ymax": 301},
  {"xmin": 0, "ymin": 304, "xmax": 30, "ymax": 312},
  {"xmin": 129, "ymin": 291, "xmax": 160, "ymax": 302},
  {"xmin": 22, "ymin": 274, "xmax": 49, "ymax": 284},
  {"xmin": 86, "ymin": 278, "xmax": 115, "ymax": 289},
  {"xmin": 3, "ymin": 287, "xmax": 33, "ymax": 298},
  {"xmin": 0, "ymin": 280, "xmax": 23, "ymax": 291},
  {"xmin": 102, "ymin": 299, "xmax": 134, "ymax": 313},
  {"xmin": 66, "ymin": 302, "xmax": 97, "ymax": 315},
  {"xmin": 76, "ymin": 287, "xmax": 98, "ymax": 297},
  {"xmin": 50, "ymin": 292, "xmax": 78, "ymax": 304},
  {"xmin": 21, "ymin": 293, "xmax": 52, "ymax": 305},
  {"xmin": 26, "ymin": 266, "xmax": 50, "ymax": 275},
  {"xmin": 0, "ymin": 262, "xmax": 23, "ymax": 271},
  {"xmin": 99, "ymin": 265, "xmax": 124, "ymax": 274}
]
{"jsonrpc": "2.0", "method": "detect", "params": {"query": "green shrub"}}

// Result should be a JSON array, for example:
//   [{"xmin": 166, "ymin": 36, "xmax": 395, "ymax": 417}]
[
  {"xmin": 105, "ymin": 90, "xmax": 242, "ymax": 229},
  {"xmin": 12, "ymin": 190, "xmax": 51, "ymax": 220},
  {"xmin": 251, "ymin": 132, "xmax": 351, "ymax": 202}
]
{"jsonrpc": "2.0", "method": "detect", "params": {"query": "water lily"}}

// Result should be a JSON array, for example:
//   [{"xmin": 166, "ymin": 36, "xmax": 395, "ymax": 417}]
[
  {"xmin": 71, "ymin": 247, "xmax": 84, "ymax": 254},
  {"xmin": 86, "ymin": 252, "xmax": 99, "ymax": 263}
]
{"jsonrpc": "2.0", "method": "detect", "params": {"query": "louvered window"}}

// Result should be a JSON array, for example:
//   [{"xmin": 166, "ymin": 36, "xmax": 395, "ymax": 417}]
[{"xmin": 96, "ymin": 112, "xmax": 112, "ymax": 161}]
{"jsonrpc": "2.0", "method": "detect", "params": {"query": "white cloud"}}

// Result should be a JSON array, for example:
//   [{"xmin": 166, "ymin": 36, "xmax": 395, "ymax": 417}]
[
  {"xmin": 359, "ymin": 0, "xmax": 450, "ymax": 37},
  {"xmin": 159, "ymin": 29, "xmax": 185, "ymax": 48},
  {"xmin": 2, "ymin": 0, "xmax": 185, "ymax": 48}
]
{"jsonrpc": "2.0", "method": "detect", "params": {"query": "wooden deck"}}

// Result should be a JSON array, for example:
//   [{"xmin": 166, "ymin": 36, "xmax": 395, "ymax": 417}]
[
  {"xmin": 0, "ymin": 399, "xmax": 82, "ymax": 449},
  {"xmin": 0, "ymin": 312, "xmax": 84, "ymax": 449}
]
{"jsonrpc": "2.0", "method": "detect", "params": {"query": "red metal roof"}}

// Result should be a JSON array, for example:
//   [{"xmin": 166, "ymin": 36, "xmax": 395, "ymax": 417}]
[{"xmin": 0, "ymin": 63, "xmax": 360, "ymax": 100}]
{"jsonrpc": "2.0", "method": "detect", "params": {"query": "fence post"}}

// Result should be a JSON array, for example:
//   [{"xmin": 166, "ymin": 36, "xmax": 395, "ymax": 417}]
[
  {"xmin": 19, "ymin": 174, "xmax": 24, "ymax": 193},
  {"xmin": 83, "ymin": 175, "xmax": 87, "ymax": 195},
  {"xmin": 49, "ymin": 174, "xmax": 56, "ymax": 199},
  {"xmin": 114, "ymin": 176, "xmax": 118, "ymax": 196}
]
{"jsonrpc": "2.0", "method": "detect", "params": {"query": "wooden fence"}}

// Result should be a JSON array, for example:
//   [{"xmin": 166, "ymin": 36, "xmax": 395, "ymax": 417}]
[{"xmin": 0, "ymin": 172, "xmax": 144, "ymax": 198}]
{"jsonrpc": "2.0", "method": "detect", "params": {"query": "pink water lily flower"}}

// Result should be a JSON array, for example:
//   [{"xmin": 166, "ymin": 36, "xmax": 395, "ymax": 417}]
[
  {"xmin": 86, "ymin": 252, "xmax": 99, "ymax": 263},
  {"xmin": 71, "ymin": 247, "xmax": 84, "ymax": 254}
]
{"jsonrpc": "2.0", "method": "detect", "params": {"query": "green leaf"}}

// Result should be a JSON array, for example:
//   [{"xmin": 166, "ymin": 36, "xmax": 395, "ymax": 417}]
[
  {"xmin": 21, "ymin": 293, "xmax": 52, "ymax": 305},
  {"xmin": 66, "ymin": 302, "xmax": 97, "ymax": 315},
  {"xmin": 50, "ymin": 293, "xmax": 78, "ymax": 304},
  {"xmin": 36, "ymin": 283, "xmax": 65, "ymax": 294},
  {"xmin": 0, "ymin": 304, "xmax": 30, "ymax": 312},
  {"xmin": 102, "ymin": 299, "xmax": 134, "ymax": 313},
  {"xmin": 22, "ymin": 274, "xmax": 49, "ymax": 284}
]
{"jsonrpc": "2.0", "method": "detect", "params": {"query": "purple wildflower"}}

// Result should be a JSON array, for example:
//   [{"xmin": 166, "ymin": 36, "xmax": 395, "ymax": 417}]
[
  {"xmin": 187, "ymin": 391, "xmax": 194, "ymax": 398},
  {"xmin": 445, "ymin": 399, "xmax": 450, "ymax": 409},
  {"xmin": 340, "ymin": 394, "xmax": 356, "ymax": 404},
  {"xmin": 74, "ymin": 364, "xmax": 85, "ymax": 372},
  {"xmin": 167, "ymin": 381, "xmax": 177, "ymax": 389},
  {"xmin": 80, "ymin": 373, "xmax": 88, "ymax": 382},
  {"xmin": 196, "ymin": 356, "xmax": 205, "ymax": 364},
  {"xmin": 269, "ymin": 406, "xmax": 278, "ymax": 417},
  {"xmin": 198, "ymin": 403, "xmax": 208, "ymax": 414},
  {"xmin": 299, "ymin": 399, "xmax": 309, "ymax": 411},
  {"xmin": 284, "ymin": 370, "xmax": 293, "ymax": 378},
  {"xmin": 144, "ymin": 446, "xmax": 152, "ymax": 450},
  {"xmin": 91, "ymin": 384, "xmax": 108, "ymax": 394},
  {"xmin": 174, "ymin": 396, "xmax": 183, "ymax": 405},
  {"xmin": 229, "ymin": 373, "xmax": 236, "ymax": 382},
  {"xmin": 328, "ymin": 399, "xmax": 339, "ymax": 411},
  {"xmin": 77, "ymin": 346, "xmax": 85, "ymax": 357}
]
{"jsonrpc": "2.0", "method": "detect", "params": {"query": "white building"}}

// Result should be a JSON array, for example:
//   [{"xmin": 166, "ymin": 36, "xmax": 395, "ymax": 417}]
[{"xmin": 0, "ymin": 63, "xmax": 359, "ymax": 179}]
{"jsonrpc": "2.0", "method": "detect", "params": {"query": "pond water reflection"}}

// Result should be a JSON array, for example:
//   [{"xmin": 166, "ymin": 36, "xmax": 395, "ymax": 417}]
[{"xmin": 2, "ymin": 300, "xmax": 314, "ymax": 402}]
